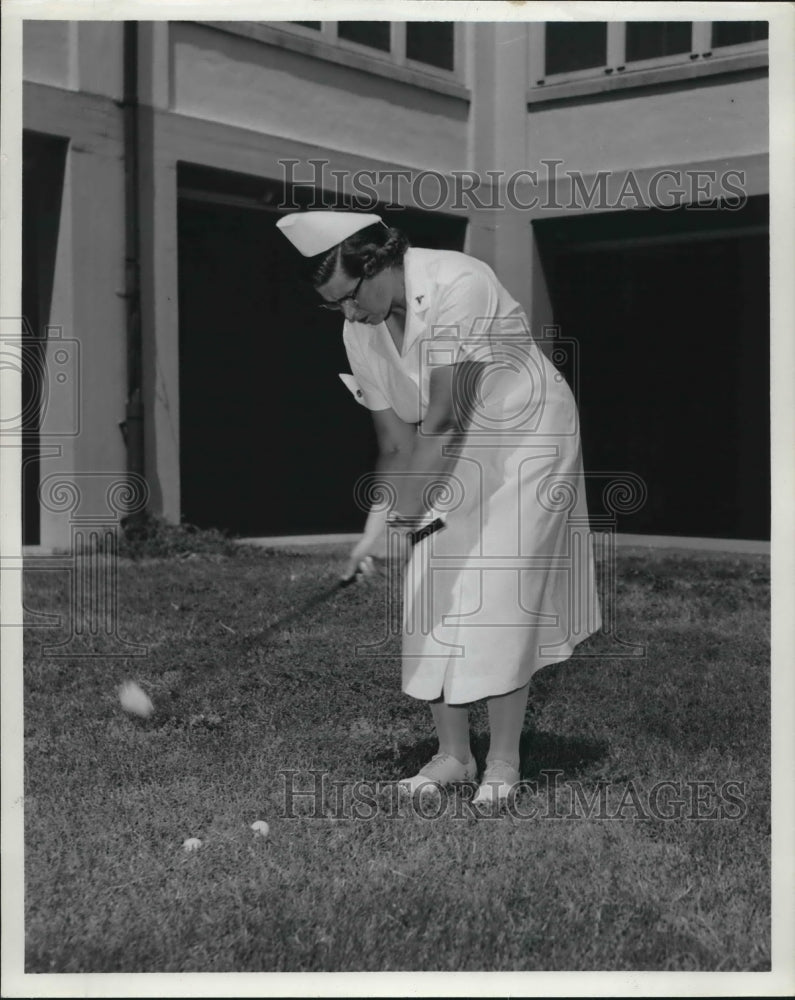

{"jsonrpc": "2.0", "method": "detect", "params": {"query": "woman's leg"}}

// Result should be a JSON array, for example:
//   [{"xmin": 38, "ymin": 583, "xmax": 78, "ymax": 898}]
[
  {"xmin": 472, "ymin": 681, "xmax": 531, "ymax": 803},
  {"xmin": 430, "ymin": 697, "xmax": 471, "ymax": 765},
  {"xmin": 484, "ymin": 681, "xmax": 531, "ymax": 768},
  {"xmin": 398, "ymin": 697, "xmax": 474, "ymax": 793}
]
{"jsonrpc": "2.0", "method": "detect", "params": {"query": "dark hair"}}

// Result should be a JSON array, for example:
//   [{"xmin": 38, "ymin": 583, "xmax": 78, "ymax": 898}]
[{"xmin": 304, "ymin": 221, "xmax": 410, "ymax": 288}]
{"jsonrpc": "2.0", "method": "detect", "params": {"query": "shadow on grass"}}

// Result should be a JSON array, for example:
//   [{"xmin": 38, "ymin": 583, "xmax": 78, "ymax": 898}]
[
  {"xmin": 516, "ymin": 729, "xmax": 610, "ymax": 780},
  {"xmin": 370, "ymin": 729, "xmax": 609, "ymax": 782}
]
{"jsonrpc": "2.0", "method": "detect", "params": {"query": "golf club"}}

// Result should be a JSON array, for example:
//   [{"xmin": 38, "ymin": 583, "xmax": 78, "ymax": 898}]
[
  {"xmin": 260, "ymin": 558, "xmax": 374, "ymax": 635},
  {"xmin": 260, "ymin": 517, "xmax": 445, "ymax": 637}
]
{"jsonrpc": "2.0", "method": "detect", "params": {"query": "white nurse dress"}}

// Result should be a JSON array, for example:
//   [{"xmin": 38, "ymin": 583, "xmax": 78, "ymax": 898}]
[{"xmin": 343, "ymin": 248, "xmax": 601, "ymax": 704}]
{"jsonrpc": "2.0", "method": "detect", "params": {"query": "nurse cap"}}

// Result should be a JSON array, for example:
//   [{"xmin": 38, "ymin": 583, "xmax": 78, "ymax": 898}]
[{"xmin": 276, "ymin": 211, "xmax": 382, "ymax": 257}]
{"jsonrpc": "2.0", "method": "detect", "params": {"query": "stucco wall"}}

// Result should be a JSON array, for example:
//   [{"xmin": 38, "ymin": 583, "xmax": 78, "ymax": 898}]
[
  {"xmin": 75, "ymin": 22, "xmax": 124, "ymax": 100},
  {"xmin": 23, "ymin": 84, "xmax": 128, "ymax": 549},
  {"xmin": 23, "ymin": 20, "xmax": 123, "ymax": 99},
  {"xmin": 527, "ymin": 74, "xmax": 768, "ymax": 174},
  {"xmin": 170, "ymin": 22, "xmax": 469, "ymax": 174},
  {"xmin": 23, "ymin": 20, "xmax": 75, "ymax": 90}
]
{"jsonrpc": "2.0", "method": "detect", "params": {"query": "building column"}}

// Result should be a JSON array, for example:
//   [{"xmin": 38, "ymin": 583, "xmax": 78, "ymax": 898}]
[
  {"xmin": 38, "ymin": 124, "xmax": 128, "ymax": 551},
  {"xmin": 466, "ymin": 21, "xmax": 536, "ymax": 319},
  {"xmin": 137, "ymin": 22, "xmax": 181, "ymax": 523}
]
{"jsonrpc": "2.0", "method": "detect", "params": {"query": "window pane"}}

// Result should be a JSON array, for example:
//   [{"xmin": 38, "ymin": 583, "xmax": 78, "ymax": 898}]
[
  {"xmin": 625, "ymin": 22, "xmax": 692, "ymax": 62},
  {"xmin": 337, "ymin": 21, "xmax": 391, "ymax": 51},
  {"xmin": 290, "ymin": 22, "xmax": 321, "ymax": 30},
  {"xmin": 406, "ymin": 22, "xmax": 454, "ymax": 70},
  {"xmin": 711, "ymin": 21, "xmax": 768, "ymax": 48},
  {"xmin": 545, "ymin": 23, "xmax": 607, "ymax": 76}
]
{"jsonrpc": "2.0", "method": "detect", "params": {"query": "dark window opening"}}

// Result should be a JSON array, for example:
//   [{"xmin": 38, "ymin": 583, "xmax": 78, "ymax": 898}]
[
  {"xmin": 625, "ymin": 21, "xmax": 692, "ymax": 62},
  {"xmin": 176, "ymin": 163, "xmax": 467, "ymax": 537},
  {"xmin": 406, "ymin": 22, "xmax": 455, "ymax": 70},
  {"xmin": 337, "ymin": 21, "xmax": 391, "ymax": 52},
  {"xmin": 534, "ymin": 197, "xmax": 770, "ymax": 541},
  {"xmin": 544, "ymin": 22, "xmax": 608, "ymax": 76},
  {"xmin": 22, "ymin": 131, "xmax": 68, "ymax": 546},
  {"xmin": 711, "ymin": 21, "xmax": 768, "ymax": 48}
]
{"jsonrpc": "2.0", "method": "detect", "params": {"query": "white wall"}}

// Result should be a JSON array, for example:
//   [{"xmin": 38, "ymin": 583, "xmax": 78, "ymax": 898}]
[
  {"xmin": 527, "ymin": 75, "xmax": 768, "ymax": 174},
  {"xmin": 75, "ymin": 22, "xmax": 124, "ymax": 100},
  {"xmin": 23, "ymin": 21, "xmax": 75, "ymax": 89},
  {"xmin": 23, "ymin": 82, "xmax": 128, "ymax": 549},
  {"xmin": 170, "ymin": 22, "xmax": 469, "ymax": 174},
  {"xmin": 23, "ymin": 20, "xmax": 123, "ymax": 98}
]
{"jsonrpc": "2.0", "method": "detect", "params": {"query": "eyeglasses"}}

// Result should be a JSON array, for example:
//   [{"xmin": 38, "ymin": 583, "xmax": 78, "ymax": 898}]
[{"xmin": 317, "ymin": 274, "xmax": 365, "ymax": 312}]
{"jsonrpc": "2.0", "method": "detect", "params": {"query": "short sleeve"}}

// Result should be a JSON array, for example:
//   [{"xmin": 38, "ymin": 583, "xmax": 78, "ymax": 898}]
[{"xmin": 343, "ymin": 328, "xmax": 391, "ymax": 411}]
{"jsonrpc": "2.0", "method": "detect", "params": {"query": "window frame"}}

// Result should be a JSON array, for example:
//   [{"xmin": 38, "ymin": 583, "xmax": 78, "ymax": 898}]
[
  {"xmin": 539, "ymin": 21, "xmax": 611, "ymax": 84},
  {"xmin": 528, "ymin": 20, "xmax": 768, "ymax": 104},
  {"xmin": 334, "ymin": 19, "xmax": 394, "ymax": 57},
  {"xmin": 622, "ymin": 20, "xmax": 696, "ymax": 70},
  {"xmin": 709, "ymin": 20, "xmax": 770, "ymax": 51},
  {"xmin": 403, "ymin": 21, "xmax": 459, "ymax": 75},
  {"xmin": 203, "ymin": 20, "xmax": 468, "ymax": 99}
]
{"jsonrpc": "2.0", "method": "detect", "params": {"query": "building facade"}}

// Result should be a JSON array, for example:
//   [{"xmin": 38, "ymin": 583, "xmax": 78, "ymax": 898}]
[{"xmin": 21, "ymin": 18, "xmax": 769, "ymax": 548}]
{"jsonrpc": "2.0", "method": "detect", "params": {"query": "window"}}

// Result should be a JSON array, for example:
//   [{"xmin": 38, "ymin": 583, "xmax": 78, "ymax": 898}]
[
  {"xmin": 545, "ymin": 23, "xmax": 607, "ymax": 76},
  {"xmin": 625, "ymin": 22, "xmax": 692, "ymax": 62},
  {"xmin": 406, "ymin": 22, "xmax": 455, "ymax": 71},
  {"xmin": 266, "ymin": 21, "xmax": 461, "ymax": 80},
  {"xmin": 712, "ymin": 21, "xmax": 769, "ymax": 48},
  {"xmin": 530, "ymin": 19, "xmax": 768, "ymax": 101},
  {"xmin": 203, "ymin": 21, "xmax": 466, "ymax": 98},
  {"xmin": 337, "ymin": 21, "xmax": 391, "ymax": 52},
  {"xmin": 248, "ymin": 21, "xmax": 465, "ymax": 95}
]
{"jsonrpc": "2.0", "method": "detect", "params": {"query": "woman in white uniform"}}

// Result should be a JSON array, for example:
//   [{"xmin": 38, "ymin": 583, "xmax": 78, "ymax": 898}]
[{"xmin": 276, "ymin": 211, "xmax": 601, "ymax": 805}]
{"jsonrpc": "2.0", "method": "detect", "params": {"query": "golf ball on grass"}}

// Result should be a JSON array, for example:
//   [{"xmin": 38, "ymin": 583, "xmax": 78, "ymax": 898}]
[
  {"xmin": 251, "ymin": 820, "xmax": 270, "ymax": 838},
  {"xmin": 119, "ymin": 680, "xmax": 154, "ymax": 718},
  {"xmin": 183, "ymin": 837, "xmax": 202, "ymax": 852}
]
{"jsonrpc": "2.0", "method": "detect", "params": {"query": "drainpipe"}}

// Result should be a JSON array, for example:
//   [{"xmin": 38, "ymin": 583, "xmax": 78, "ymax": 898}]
[{"xmin": 119, "ymin": 21, "xmax": 145, "ymax": 495}]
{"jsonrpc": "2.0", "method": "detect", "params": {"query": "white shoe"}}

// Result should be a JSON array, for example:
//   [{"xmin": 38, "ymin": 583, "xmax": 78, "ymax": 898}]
[
  {"xmin": 472, "ymin": 759, "xmax": 521, "ymax": 807},
  {"xmin": 398, "ymin": 752, "xmax": 477, "ymax": 796}
]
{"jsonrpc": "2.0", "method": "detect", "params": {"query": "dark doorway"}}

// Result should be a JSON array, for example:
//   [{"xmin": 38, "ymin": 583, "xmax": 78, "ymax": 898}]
[
  {"xmin": 22, "ymin": 132, "xmax": 68, "ymax": 545},
  {"xmin": 535, "ymin": 197, "xmax": 769, "ymax": 540},
  {"xmin": 177, "ymin": 164, "xmax": 467, "ymax": 536}
]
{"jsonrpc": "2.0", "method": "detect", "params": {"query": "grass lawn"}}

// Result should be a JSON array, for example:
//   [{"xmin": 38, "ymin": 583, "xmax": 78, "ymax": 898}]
[{"xmin": 23, "ymin": 541, "xmax": 770, "ymax": 972}]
